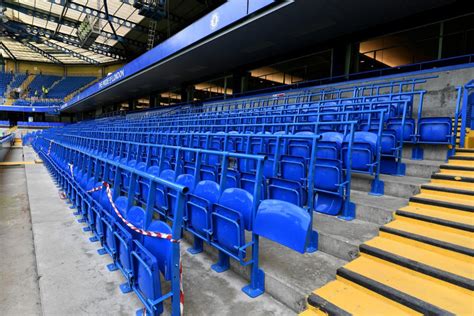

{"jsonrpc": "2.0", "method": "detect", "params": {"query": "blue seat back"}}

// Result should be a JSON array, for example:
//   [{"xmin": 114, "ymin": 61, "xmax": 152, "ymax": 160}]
[
  {"xmin": 387, "ymin": 118, "xmax": 415, "ymax": 142},
  {"xmin": 253, "ymin": 200, "xmax": 311, "ymax": 253},
  {"xmin": 418, "ymin": 117, "xmax": 452, "ymax": 143}
]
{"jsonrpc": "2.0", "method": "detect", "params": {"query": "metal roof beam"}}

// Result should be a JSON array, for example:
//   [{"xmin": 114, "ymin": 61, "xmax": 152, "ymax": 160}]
[
  {"xmin": 43, "ymin": 40, "xmax": 99, "ymax": 65},
  {"xmin": 3, "ymin": 1, "xmax": 146, "ymax": 48},
  {"xmin": 45, "ymin": 0, "xmax": 151, "ymax": 34},
  {"xmin": 0, "ymin": 41, "xmax": 17, "ymax": 60},
  {"xmin": 21, "ymin": 41, "xmax": 63, "ymax": 64},
  {"xmin": 120, "ymin": 0, "xmax": 185, "ymax": 23},
  {"xmin": 1, "ymin": 27, "xmax": 63, "ymax": 64},
  {"xmin": 9, "ymin": 21, "xmax": 126, "ymax": 59}
]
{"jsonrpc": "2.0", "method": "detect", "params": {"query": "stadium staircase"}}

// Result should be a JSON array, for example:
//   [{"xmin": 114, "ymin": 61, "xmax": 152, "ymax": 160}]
[
  {"xmin": 20, "ymin": 74, "xmax": 35, "ymax": 94},
  {"xmin": 300, "ymin": 147, "xmax": 473, "ymax": 315}
]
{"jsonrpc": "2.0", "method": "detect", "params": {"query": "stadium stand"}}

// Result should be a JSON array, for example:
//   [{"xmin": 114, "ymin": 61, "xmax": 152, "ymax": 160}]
[
  {"xmin": 21, "ymin": 72, "xmax": 472, "ymax": 315},
  {"xmin": 8, "ymin": 73, "xmax": 27, "ymax": 91},
  {"xmin": 27, "ymin": 74, "xmax": 61, "ymax": 97},
  {"xmin": 47, "ymin": 76, "xmax": 96, "ymax": 99},
  {"xmin": 0, "ymin": 71, "xmax": 14, "ymax": 97},
  {"xmin": 1, "ymin": 1, "xmax": 474, "ymax": 315}
]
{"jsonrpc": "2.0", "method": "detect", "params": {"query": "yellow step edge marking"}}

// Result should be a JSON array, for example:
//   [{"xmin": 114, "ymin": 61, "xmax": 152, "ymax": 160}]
[
  {"xmin": 423, "ymin": 181, "xmax": 474, "ymax": 193},
  {"xmin": 313, "ymin": 277, "xmax": 420, "ymax": 316},
  {"xmin": 439, "ymin": 169, "xmax": 474, "ymax": 177},
  {"xmin": 420, "ymin": 188, "xmax": 474, "ymax": 201},
  {"xmin": 387, "ymin": 216, "xmax": 474, "ymax": 248},
  {"xmin": 364, "ymin": 236, "xmax": 474, "ymax": 280},
  {"xmin": 414, "ymin": 192, "xmax": 474, "ymax": 208},
  {"xmin": 299, "ymin": 307, "xmax": 327, "ymax": 316},
  {"xmin": 430, "ymin": 178, "xmax": 474, "ymax": 189},
  {"xmin": 378, "ymin": 231, "xmax": 473, "ymax": 263},
  {"xmin": 401, "ymin": 204, "xmax": 474, "ymax": 227},
  {"xmin": 447, "ymin": 160, "xmax": 474, "ymax": 167},
  {"xmin": 344, "ymin": 256, "xmax": 474, "ymax": 315}
]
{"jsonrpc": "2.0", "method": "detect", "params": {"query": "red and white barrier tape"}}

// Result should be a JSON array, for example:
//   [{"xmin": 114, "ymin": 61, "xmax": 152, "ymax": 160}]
[
  {"xmin": 86, "ymin": 185, "xmax": 104, "ymax": 193},
  {"xmin": 102, "ymin": 182, "xmax": 184, "ymax": 314}
]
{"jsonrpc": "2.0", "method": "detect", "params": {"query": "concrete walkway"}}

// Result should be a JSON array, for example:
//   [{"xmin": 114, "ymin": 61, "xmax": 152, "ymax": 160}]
[
  {"xmin": 1, "ymin": 146, "xmax": 292, "ymax": 315},
  {"xmin": 0, "ymin": 148, "xmax": 42, "ymax": 315}
]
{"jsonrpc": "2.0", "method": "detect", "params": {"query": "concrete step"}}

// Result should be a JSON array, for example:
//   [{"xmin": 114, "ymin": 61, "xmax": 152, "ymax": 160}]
[
  {"xmin": 402, "ymin": 144, "xmax": 449, "ymax": 162},
  {"xmin": 404, "ymin": 158, "xmax": 440, "ymax": 178},
  {"xmin": 351, "ymin": 173, "xmax": 426, "ymax": 199},
  {"xmin": 350, "ymin": 189, "xmax": 406, "ymax": 225},
  {"xmin": 313, "ymin": 212, "xmax": 380, "ymax": 261},
  {"xmin": 184, "ymin": 232, "xmax": 347, "ymax": 313}
]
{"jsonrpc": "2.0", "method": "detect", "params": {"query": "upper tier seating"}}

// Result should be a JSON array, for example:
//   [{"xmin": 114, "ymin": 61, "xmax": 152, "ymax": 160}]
[
  {"xmin": 9, "ymin": 73, "xmax": 28, "ymax": 90},
  {"xmin": 0, "ymin": 71, "xmax": 14, "ymax": 97},
  {"xmin": 47, "ymin": 76, "xmax": 96, "ymax": 98},
  {"xmin": 28, "ymin": 75, "xmax": 61, "ymax": 97}
]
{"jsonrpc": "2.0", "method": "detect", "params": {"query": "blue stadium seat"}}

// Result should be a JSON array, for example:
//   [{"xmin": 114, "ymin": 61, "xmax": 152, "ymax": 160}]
[{"xmin": 253, "ymin": 200, "xmax": 312, "ymax": 253}]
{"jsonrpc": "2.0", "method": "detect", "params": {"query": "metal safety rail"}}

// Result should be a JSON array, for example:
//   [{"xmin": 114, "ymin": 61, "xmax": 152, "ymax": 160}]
[
  {"xmin": 33, "ymin": 135, "xmax": 187, "ymax": 316},
  {"xmin": 33, "ymin": 131, "xmax": 319, "ymax": 305}
]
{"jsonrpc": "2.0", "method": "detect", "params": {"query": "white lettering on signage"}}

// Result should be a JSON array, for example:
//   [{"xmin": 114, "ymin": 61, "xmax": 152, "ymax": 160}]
[{"xmin": 99, "ymin": 69, "xmax": 125, "ymax": 89}]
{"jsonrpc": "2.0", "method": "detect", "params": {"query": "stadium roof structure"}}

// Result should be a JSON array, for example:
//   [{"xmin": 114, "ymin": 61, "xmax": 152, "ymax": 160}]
[{"xmin": 0, "ymin": 0, "xmax": 223, "ymax": 65}]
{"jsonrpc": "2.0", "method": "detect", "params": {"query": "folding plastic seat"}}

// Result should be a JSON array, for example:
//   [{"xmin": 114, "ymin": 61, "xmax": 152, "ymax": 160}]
[
  {"xmin": 317, "ymin": 132, "xmax": 344, "ymax": 160},
  {"xmin": 342, "ymin": 131, "xmax": 378, "ymax": 172},
  {"xmin": 417, "ymin": 117, "xmax": 452, "ymax": 143},
  {"xmin": 370, "ymin": 97, "xmax": 396, "ymax": 120},
  {"xmin": 386, "ymin": 118, "xmax": 415, "ymax": 142},
  {"xmin": 114, "ymin": 205, "xmax": 146, "ymax": 289},
  {"xmin": 253, "ymin": 199, "xmax": 312, "ymax": 253},
  {"xmin": 211, "ymin": 188, "xmax": 253, "ymax": 263},
  {"xmin": 358, "ymin": 119, "xmax": 380, "ymax": 132},
  {"xmin": 289, "ymin": 132, "xmax": 314, "ymax": 160},
  {"xmin": 314, "ymin": 158, "xmax": 343, "ymax": 215},
  {"xmin": 200, "ymin": 164, "xmax": 218, "ymax": 182},
  {"xmin": 223, "ymin": 169, "xmax": 241, "ymax": 188},
  {"xmin": 391, "ymin": 95, "xmax": 413, "ymax": 116},
  {"xmin": 240, "ymin": 172, "xmax": 265, "ymax": 200},
  {"xmin": 186, "ymin": 180, "xmax": 220, "ymax": 242},
  {"xmin": 268, "ymin": 155, "xmax": 307, "ymax": 206},
  {"xmin": 131, "ymin": 220, "xmax": 172, "ymax": 315},
  {"xmin": 380, "ymin": 130, "xmax": 397, "ymax": 156}
]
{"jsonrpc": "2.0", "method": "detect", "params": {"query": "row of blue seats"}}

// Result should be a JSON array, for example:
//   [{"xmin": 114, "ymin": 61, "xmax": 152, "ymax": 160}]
[
  {"xmin": 48, "ymin": 76, "xmax": 96, "ymax": 98},
  {"xmin": 32, "ymin": 133, "xmax": 316, "ymax": 315},
  {"xmin": 34, "ymin": 137, "xmax": 185, "ymax": 315},
  {"xmin": 57, "ymin": 128, "xmax": 358, "ymax": 218},
  {"xmin": 163, "ymin": 76, "xmax": 432, "ymax": 116},
  {"xmin": 0, "ymin": 71, "xmax": 14, "ymax": 97}
]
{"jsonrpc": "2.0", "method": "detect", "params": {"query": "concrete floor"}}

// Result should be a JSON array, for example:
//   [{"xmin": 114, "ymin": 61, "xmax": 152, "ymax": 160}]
[
  {"xmin": 0, "ymin": 147, "xmax": 293, "ymax": 316},
  {"xmin": 0, "ymin": 148, "xmax": 42, "ymax": 315}
]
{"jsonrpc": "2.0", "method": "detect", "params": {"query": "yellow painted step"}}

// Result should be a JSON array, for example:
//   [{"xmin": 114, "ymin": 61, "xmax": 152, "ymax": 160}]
[
  {"xmin": 312, "ymin": 277, "xmax": 419, "ymax": 316},
  {"xmin": 299, "ymin": 307, "xmax": 326, "ymax": 316},
  {"xmin": 420, "ymin": 187, "xmax": 474, "ymax": 201},
  {"xmin": 439, "ymin": 168, "xmax": 474, "ymax": 177},
  {"xmin": 430, "ymin": 178, "xmax": 474, "ymax": 190},
  {"xmin": 401, "ymin": 203, "xmax": 474, "ymax": 228},
  {"xmin": 447, "ymin": 159, "xmax": 474, "ymax": 167},
  {"xmin": 413, "ymin": 192, "xmax": 474, "ymax": 209},
  {"xmin": 426, "ymin": 180, "xmax": 474, "ymax": 192},
  {"xmin": 364, "ymin": 235, "xmax": 474, "ymax": 280},
  {"xmin": 343, "ymin": 256, "xmax": 474, "ymax": 315},
  {"xmin": 456, "ymin": 152, "xmax": 474, "ymax": 157},
  {"xmin": 385, "ymin": 216, "xmax": 474, "ymax": 250}
]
